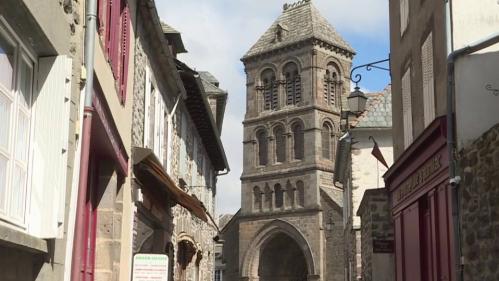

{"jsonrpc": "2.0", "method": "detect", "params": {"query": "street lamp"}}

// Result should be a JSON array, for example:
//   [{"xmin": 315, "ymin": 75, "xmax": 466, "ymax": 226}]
[{"xmin": 347, "ymin": 86, "xmax": 368, "ymax": 114}]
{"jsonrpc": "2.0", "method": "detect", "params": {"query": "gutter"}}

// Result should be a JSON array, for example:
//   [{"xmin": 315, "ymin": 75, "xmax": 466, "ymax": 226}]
[
  {"xmin": 71, "ymin": 0, "xmax": 97, "ymax": 280},
  {"xmin": 446, "ymin": 31, "xmax": 499, "ymax": 281}
]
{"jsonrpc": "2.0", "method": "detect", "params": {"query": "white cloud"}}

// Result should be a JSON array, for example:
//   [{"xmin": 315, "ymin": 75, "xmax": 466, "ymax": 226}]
[{"xmin": 156, "ymin": 0, "xmax": 389, "ymax": 215}]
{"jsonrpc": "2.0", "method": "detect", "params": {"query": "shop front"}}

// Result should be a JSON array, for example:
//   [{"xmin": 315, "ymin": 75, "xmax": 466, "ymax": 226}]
[{"xmin": 384, "ymin": 117, "xmax": 455, "ymax": 281}]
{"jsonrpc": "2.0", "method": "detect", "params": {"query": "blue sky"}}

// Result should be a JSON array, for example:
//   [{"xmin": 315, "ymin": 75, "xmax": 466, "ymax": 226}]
[{"xmin": 157, "ymin": 0, "xmax": 391, "ymax": 214}]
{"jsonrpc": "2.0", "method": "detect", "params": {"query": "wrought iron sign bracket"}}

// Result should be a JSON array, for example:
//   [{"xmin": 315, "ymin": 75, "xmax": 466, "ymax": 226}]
[{"xmin": 349, "ymin": 58, "xmax": 390, "ymax": 87}]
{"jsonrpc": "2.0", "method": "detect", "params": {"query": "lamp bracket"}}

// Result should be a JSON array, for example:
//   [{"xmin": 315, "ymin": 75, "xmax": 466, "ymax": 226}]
[{"xmin": 349, "ymin": 58, "xmax": 390, "ymax": 87}]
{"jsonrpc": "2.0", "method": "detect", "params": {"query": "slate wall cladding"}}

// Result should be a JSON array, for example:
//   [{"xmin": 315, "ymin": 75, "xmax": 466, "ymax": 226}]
[{"xmin": 459, "ymin": 123, "xmax": 499, "ymax": 281}]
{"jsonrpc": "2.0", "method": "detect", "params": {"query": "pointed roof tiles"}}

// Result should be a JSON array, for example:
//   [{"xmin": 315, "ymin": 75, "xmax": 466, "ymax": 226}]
[{"xmin": 242, "ymin": 0, "xmax": 354, "ymax": 60}]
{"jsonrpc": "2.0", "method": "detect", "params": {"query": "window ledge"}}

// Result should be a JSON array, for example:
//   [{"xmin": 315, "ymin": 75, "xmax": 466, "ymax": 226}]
[{"xmin": 0, "ymin": 224, "xmax": 48, "ymax": 254}]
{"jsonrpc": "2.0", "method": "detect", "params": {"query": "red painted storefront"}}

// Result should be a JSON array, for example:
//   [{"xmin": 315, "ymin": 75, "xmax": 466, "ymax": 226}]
[{"xmin": 384, "ymin": 117, "xmax": 455, "ymax": 281}]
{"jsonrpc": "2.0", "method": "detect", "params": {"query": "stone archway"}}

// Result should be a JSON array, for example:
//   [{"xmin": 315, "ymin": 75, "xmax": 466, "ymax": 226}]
[
  {"xmin": 241, "ymin": 220, "xmax": 317, "ymax": 281},
  {"xmin": 259, "ymin": 233, "xmax": 308, "ymax": 281}
]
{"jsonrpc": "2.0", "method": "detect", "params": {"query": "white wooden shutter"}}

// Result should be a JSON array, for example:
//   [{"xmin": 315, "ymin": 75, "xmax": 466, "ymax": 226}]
[
  {"xmin": 422, "ymin": 33, "xmax": 435, "ymax": 127},
  {"xmin": 401, "ymin": 67, "xmax": 413, "ymax": 148},
  {"xmin": 400, "ymin": 0, "xmax": 409, "ymax": 35},
  {"xmin": 143, "ymin": 67, "xmax": 151, "ymax": 148},
  {"xmin": 29, "ymin": 56, "xmax": 71, "ymax": 238}
]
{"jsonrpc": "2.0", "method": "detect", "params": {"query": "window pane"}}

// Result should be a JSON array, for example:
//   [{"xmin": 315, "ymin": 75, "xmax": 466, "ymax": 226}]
[
  {"xmin": 0, "ymin": 155, "xmax": 7, "ymax": 212},
  {"xmin": 19, "ymin": 57, "xmax": 33, "ymax": 109},
  {"xmin": 0, "ymin": 34, "xmax": 15, "ymax": 90},
  {"xmin": 10, "ymin": 164, "xmax": 26, "ymax": 220},
  {"xmin": 0, "ymin": 93, "xmax": 11, "ymax": 150},
  {"xmin": 15, "ymin": 111, "xmax": 30, "ymax": 163}
]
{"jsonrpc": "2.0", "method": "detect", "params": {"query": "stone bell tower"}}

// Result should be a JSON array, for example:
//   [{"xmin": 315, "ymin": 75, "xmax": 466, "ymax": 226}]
[{"xmin": 237, "ymin": 0, "xmax": 356, "ymax": 280}]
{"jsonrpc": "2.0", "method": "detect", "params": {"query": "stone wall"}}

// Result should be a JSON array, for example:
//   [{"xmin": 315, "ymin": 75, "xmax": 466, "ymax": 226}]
[
  {"xmin": 357, "ymin": 188, "xmax": 394, "ymax": 281},
  {"xmin": 459, "ymin": 123, "xmax": 499, "ymax": 281}
]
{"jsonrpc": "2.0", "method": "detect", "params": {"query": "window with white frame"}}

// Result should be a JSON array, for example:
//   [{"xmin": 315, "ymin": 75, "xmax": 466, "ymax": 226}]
[
  {"xmin": 401, "ymin": 67, "xmax": 413, "ymax": 148},
  {"xmin": 0, "ymin": 19, "xmax": 71, "ymax": 237},
  {"xmin": 400, "ymin": 0, "xmax": 409, "ymax": 35},
  {"xmin": 421, "ymin": 32, "xmax": 435, "ymax": 127},
  {"xmin": 143, "ymin": 67, "xmax": 168, "ymax": 167}
]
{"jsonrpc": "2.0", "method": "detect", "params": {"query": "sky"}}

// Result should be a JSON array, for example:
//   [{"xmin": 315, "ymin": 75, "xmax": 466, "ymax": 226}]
[{"xmin": 157, "ymin": 0, "xmax": 391, "ymax": 215}]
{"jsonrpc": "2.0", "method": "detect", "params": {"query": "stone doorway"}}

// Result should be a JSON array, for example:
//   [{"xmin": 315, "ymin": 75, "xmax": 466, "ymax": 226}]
[{"xmin": 258, "ymin": 233, "xmax": 308, "ymax": 281}]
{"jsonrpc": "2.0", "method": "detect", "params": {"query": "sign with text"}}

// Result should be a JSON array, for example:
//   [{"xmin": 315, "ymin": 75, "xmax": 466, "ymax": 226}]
[
  {"xmin": 373, "ymin": 240, "xmax": 394, "ymax": 253},
  {"xmin": 132, "ymin": 254, "xmax": 169, "ymax": 281}
]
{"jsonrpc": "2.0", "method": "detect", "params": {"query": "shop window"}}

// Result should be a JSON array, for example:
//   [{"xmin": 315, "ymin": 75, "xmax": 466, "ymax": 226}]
[
  {"xmin": 97, "ymin": 0, "xmax": 131, "ymax": 104},
  {"xmin": 283, "ymin": 62, "xmax": 301, "ymax": 105},
  {"xmin": 273, "ymin": 125, "xmax": 286, "ymax": 163}
]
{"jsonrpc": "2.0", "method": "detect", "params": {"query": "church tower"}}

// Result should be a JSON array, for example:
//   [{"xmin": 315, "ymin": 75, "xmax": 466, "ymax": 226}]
[{"xmin": 238, "ymin": 1, "xmax": 355, "ymax": 280}]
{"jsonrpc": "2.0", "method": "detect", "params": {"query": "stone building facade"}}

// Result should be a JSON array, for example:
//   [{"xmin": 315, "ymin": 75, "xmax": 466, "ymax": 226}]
[
  {"xmin": 130, "ymin": 3, "xmax": 229, "ymax": 281},
  {"xmin": 356, "ymin": 189, "xmax": 395, "ymax": 281},
  {"xmin": 229, "ymin": 1, "xmax": 355, "ymax": 280},
  {"xmin": 0, "ymin": 0, "xmax": 83, "ymax": 280},
  {"xmin": 458, "ymin": 124, "xmax": 499, "ymax": 281}
]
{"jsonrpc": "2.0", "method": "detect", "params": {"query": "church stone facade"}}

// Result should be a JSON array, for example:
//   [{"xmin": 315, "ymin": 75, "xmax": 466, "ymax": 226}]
[{"xmin": 228, "ymin": 1, "xmax": 355, "ymax": 280}]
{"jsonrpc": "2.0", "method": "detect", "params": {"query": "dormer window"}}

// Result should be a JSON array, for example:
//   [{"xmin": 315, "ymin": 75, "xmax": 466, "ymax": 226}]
[{"xmin": 274, "ymin": 23, "xmax": 288, "ymax": 43}]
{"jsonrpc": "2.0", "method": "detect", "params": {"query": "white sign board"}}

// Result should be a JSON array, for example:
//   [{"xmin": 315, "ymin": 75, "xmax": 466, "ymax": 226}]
[{"xmin": 132, "ymin": 254, "xmax": 169, "ymax": 281}]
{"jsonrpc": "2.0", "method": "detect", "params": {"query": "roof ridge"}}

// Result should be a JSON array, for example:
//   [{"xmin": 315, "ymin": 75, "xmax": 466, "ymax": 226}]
[{"xmin": 283, "ymin": 0, "xmax": 312, "ymax": 12}]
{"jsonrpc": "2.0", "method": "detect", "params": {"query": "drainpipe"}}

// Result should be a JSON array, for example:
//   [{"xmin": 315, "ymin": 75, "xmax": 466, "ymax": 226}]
[
  {"xmin": 70, "ymin": 0, "xmax": 97, "ymax": 280},
  {"xmin": 446, "ymin": 31, "xmax": 499, "ymax": 281}
]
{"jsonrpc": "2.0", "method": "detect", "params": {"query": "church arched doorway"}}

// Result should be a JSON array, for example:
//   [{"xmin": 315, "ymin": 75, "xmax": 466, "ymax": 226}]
[{"xmin": 258, "ymin": 233, "xmax": 308, "ymax": 281}]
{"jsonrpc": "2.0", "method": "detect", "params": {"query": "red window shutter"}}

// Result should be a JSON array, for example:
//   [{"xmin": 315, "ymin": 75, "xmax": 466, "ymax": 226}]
[
  {"xmin": 105, "ymin": 0, "xmax": 113, "ymax": 56},
  {"xmin": 110, "ymin": 0, "xmax": 121, "ymax": 79},
  {"xmin": 97, "ymin": 0, "xmax": 105, "ymax": 35},
  {"xmin": 119, "ymin": 2, "xmax": 130, "ymax": 104}
]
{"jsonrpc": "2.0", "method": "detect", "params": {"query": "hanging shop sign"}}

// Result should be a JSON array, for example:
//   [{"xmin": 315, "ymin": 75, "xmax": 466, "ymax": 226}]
[{"xmin": 132, "ymin": 254, "xmax": 169, "ymax": 281}]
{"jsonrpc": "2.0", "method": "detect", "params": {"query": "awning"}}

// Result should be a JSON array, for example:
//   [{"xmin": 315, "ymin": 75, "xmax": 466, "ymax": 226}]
[{"xmin": 132, "ymin": 147, "xmax": 208, "ymax": 222}]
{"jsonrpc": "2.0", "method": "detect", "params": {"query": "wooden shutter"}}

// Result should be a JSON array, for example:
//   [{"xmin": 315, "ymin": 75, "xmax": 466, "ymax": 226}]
[
  {"xmin": 401, "ymin": 68, "xmax": 413, "ymax": 148},
  {"xmin": 29, "ymin": 56, "xmax": 72, "ymax": 238},
  {"xmin": 119, "ymin": 2, "xmax": 130, "ymax": 104},
  {"xmin": 422, "ymin": 33, "xmax": 435, "ymax": 127},
  {"xmin": 143, "ymin": 67, "xmax": 151, "ymax": 147}
]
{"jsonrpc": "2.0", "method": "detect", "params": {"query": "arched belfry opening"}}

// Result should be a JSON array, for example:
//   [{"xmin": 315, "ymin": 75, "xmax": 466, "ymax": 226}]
[{"xmin": 259, "ymin": 233, "xmax": 308, "ymax": 281}]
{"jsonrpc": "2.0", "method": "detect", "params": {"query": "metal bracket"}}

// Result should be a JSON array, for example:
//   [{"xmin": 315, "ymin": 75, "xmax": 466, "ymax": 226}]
[{"xmin": 349, "ymin": 58, "xmax": 390, "ymax": 87}]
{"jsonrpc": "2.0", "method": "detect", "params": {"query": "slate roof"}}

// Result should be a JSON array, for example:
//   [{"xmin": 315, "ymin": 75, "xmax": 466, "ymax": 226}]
[
  {"xmin": 352, "ymin": 85, "xmax": 392, "ymax": 128},
  {"xmin": 160, "ymin": 21, "xmax": 187, "ymax": 54},
  {"xmin": 199, "ymin": 71, "xmax": 220, "ymax": 87},
  {"xmin": 243, "ymin": 0, "xmax": 354, "ymax": 60}
]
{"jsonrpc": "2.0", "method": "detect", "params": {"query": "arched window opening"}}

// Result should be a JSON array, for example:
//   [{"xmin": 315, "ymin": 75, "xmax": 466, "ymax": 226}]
[
  {"xmin": 253, "ymin": 186, "xmax": 262, "ymax": 212},
  {"xmin": 257, "ymin": 129, "xmax": 268, "ymax": 166},
  {"xmin": 286, "ymin": 181, "xmax": 295, "ymax": 209},
  {"xmin": 322, "ymin": 122, "xmax": 333, "ymax": 160},
  {"xmin": 274, "ymin": 126, "xmax": 286, "ymax": 163},
  {"xmin": 296, "ymin": 181, "xmax": 305, "ymax": 207},
  {"xmin": 283, "ymin": 62, "xmax": 301, "ymax": 105},
  {"xmin": 291, "ymin": 122, "xmax": 304, "ymax": 160},
  {"xmin": 324, "ymin": 63, "xmax": 341, "ymax": 106},
  {"xmin": 261, "ymin": 69, "xmax": 278, "ymax": 110},
  {"xmin": 264, "ymin": 185, "xmax": 272, "ymax": 210},
  {"xmin": 275, "ymin": 184, "xmax": 284, "ymax": 208}
]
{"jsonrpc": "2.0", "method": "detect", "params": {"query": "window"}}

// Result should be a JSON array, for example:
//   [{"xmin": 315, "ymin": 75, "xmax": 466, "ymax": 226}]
[
  {"xmin": 402, "ymin": 67, "xmax": 413, "ymax": 148},
  {"xmin": 421, "ymin": 32, "xmax": 435, "ymax": 127},
  {"xmin": 283, "ymin": 62, "xmax": 301, "ymax": 105},
  {"xmin": 324, "ymin": 63, "xmax": 341, "ymax": 106},
  {"xmin": 273, "ymin": 126, "xmax": 286, "ymax": 163},
  {"xmin": 274, "ymin": 184, "xmax": 283, "ymax": 208},
  {"xmin": 214, "ymin": 270, "xmax": 222, "ymax": 281},
  {"xmin": 144, "ymin": 68, "xmax": 168, "ymax": 167},
  {"xmin": 264, "ymin": 184, "xmax": 272, "ymax": 210},
  {"xmin": 97, "ymin": 0, "xmax": 131, "ymax": 104},
  {"xmin": 261, "ymin": 69, "xmax": 277, "ymax": 111},
  {"xmin": 253, "ymin": 186, "xmax": 262, "ymax": 212},
  {"xmin": 256, "ymin": 129, "xmax": 268, "ymax": 166},
  {"xmin": 0, "ymin": 31, "xmax": 33, "ymax": 224},
  {"xmin": 400, "ymin": 0, "xmax": 409, "ymax": 35},
  {"xmin": 296, "ymin": 181, "xmax": 305, "ymax": 207},
  {"xmin": 291, "ymin": 122, "xmax": 304, "ymax": 160},
  {"xmin": 322, "ymin": 122, "xmax": 333, "ymax": 160},
  {"xmin": 0, "ymin": 20, "xmax": 71, "ymax": 237}
]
